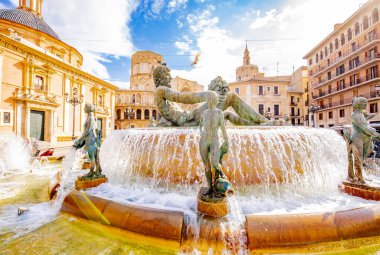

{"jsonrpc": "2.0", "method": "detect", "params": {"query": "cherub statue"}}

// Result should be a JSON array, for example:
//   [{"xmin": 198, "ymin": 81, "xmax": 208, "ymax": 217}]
[
  {"xmin": 344, "ymin": 97, "xmax": 380, "ymax": 183},
  {"xmin": 199, "ymin": 91, "xmax": 232, "ymax": 197},
  {"xmin": 73, "ymin": 103, "xmax": 103, "ymax": 180}
]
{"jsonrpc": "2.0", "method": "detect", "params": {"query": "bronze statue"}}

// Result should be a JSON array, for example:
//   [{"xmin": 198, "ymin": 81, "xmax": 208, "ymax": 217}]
[
  {"xmin": 153, "ymin": 65, "xmax": 270, "ymax": 127},
  {"xmin": 199, "ymin": 92, "xmax": 233, "ymax": 197},
  {"xmin": 344, "ymin": 97, "xmax": 380, "ymax": 183},
  {"xmin": 73, "ymin": 103, "xmax": 104, "ymax": 180}
]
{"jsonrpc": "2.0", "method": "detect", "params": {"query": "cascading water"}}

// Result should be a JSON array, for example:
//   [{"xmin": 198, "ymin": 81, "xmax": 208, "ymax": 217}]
[
  {"xmin": 0, "ymin": 135, "xmax": 30, "ymax": 176},
  {"xmin": 100, "ymin": 127, "xmax": 347, "ymax": 196},
  {"xmin": 0, "ymin": 147, "xmax": 83, "ymax": 240}
]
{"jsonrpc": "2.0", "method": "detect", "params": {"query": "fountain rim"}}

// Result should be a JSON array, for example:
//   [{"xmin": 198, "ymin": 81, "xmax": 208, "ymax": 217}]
[
  {"xmin": 61, "ymin": 190, "xmax": 380, "ymax": 250},
  {"xmin": 114, "ymin": 126, "xmax": 314, "ymax": 131}
]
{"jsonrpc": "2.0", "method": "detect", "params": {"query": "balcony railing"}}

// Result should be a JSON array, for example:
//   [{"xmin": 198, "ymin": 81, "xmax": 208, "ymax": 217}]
[
  {"xmin": 312, "ymin": 72, "xmax": 380, "ymax": 100},
  {"xmin": 311, "ymin": 55, "xmax": 380, "ymax": 88},
  {"xmin": 311, "ymin": 33, "xmax": 378, "ymax": 78}
]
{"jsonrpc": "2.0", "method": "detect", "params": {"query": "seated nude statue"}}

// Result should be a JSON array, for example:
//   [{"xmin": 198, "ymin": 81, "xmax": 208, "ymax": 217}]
[
  {"xmin": 344, "ymin": 97, "xmax": 380, "ymax": 183},
  {"xmin": 199, "ymin": 92, "xmax": 229, "ymax": 196},
  {"xmin": 153, "ymin": 64, "xmax": 270, "ymax": 127}
]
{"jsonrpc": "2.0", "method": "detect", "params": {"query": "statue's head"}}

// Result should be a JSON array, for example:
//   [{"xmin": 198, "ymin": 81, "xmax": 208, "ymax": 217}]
[
  {"xmin": 153, "ymin": 65, "xmax": 172, "ymax": 88},
  {"xmin": 352, "ymin": 97, "xmax": 367, "ymax": 110},
  {"xmin": 208, "ymin": 76, "xmax": 230, "ymax": 99},
  {"xmin": 206, "ymin": 91, "xmax": 219, "ymax": 108},
  {"xmin": 84, "ymin": 103, "xmax": 95, "ymax": 113}
]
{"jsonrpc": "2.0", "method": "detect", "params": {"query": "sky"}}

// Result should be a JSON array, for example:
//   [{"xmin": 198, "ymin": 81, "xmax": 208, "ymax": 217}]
[{"xmin": 0, "ymin": 0, "xmax": 368, "ymax": 89}]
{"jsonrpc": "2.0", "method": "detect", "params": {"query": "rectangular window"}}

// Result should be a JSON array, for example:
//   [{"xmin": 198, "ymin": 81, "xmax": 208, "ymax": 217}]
[
  {"xmin": 3, "ymin": 112, "xmax": 10, "ymax": 124},
  {"xmin": 329, "ymin": 111, "xmax": 333, "ymax": 119},
  {"xmin": 258, "ymin": 86, "xmax": 264, "ymax": 95},
  {"xmin": 274, "ymin": 104, "xmax": 280, "ymax": 116},
  {"xmin": 340, "ymin": 109, "xmax": 345, "ymax": 117},
  {"xmin": 370, "ymin": 103, "xmax": 378, "ymax": 113},
  {"xmin": 319, "ymin": 113, "xmax": 323, "ymax": 120},
  {"xmin": 369, "ymin": 66, "xmax": 378, "ymax": 80},
  {"xmin": 267, "ymin": 86, "xmax": 271, "ymax": 92},
  {"xmin": 258, "ymin": 104, "xmax": 264, "ymax": 115},
  {"xmin": 235, "ymin": 88, "xmax": 240, "ymax": 94},
  {"xmin": 340, "ymin": 95, "xmax": 344, "ymax": 105},
  {"xmin": 274, "ymin": 86, "xmax": 279, "ymax": 95},
  {"xmin": 353, "ymin": 89, "xmax": 358, "ymax": 97},
  {"xmin": 327, "ymin": 71, "xmax": 331, "ymax": 80},
  {"xmin": 34, "ymin": 75, "xmax": 43, "ymax": 90},
  {"xmin": 309, "ymin": 58, "xmax": 313, "ymax": 65}
]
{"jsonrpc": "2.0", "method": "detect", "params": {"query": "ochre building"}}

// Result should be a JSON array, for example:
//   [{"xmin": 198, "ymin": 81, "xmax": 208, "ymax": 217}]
[
  {"xmin": 229, "ymin": 45, "xmax": 308, "ymax": 125},
  {"xmin": 0, "ymin": 0, "xmax": 118, "ymax": 142},
  {"xmin": 304, "ymin": 0, "xmax": 380, "ymax": 128},
  {"xmin": 115, "ymin": 51, "xmax": 204, "ymax": 129}
]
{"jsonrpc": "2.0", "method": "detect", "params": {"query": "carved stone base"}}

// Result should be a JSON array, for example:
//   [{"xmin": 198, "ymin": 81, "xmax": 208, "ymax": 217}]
[
  {"xmin": 75, "ymin": 177, "xmax": 108, "ymax": 190},
  {"xmin": 197, "ymin": 187, "xmax": 229, "ymax": 217},
  {"xmin": 82, "ymin": 161, "xmax": 92, "ymax": 170},
  {"xmin": 340, "ymin": 181, "xmax": 380, "ymax": 201}
]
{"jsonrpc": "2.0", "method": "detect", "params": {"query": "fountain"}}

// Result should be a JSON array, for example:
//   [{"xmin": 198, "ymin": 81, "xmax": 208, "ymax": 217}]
[
  {"xmin": 1, "ymin": 68, "xmax": 380, "ymax": 254},
  {"xmin": 59, "ymin": 71, "xmax": 380, "ymax": 253}
]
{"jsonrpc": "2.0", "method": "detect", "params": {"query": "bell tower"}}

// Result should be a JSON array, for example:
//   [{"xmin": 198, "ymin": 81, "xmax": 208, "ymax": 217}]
[
  {"xmin": 243, "ymin": 42, "xmax": 251, "ymax": 66},
  {"xmin": 18, "ymin": 0, "xmax": 43, "ymax": 17}
]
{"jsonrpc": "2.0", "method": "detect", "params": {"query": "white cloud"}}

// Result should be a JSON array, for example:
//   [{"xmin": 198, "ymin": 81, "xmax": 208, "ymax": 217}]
[
  {"xmin": 242, "ymin": 0, "xmax": 366, "ymax": 76},
  {"xmin": 171, "ymin": 5, "xmax": 241, "ymax": 87},
  {"xmin": 41, "ymin": 0, "xmax": 137, "ymax": 80},
  {"xmin": 249, "ymin": 9, "xmax": 277, "ymax": 30},
  {"xmin": 151, "ymin": 0, "xmax": 165, "ymax": 15},
  {"xmin": 167, "ymin": 0, "xmax": 188, "ymax": 14},
  {"xmin": 110, "ymin": 80, "xmax": 130, "ymax": 89}
]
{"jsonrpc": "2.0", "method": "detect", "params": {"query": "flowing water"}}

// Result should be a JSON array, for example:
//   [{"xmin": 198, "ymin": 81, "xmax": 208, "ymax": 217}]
[{"xmin": 1, "ymin": 128, "xmax": 380, "ymax": 254}]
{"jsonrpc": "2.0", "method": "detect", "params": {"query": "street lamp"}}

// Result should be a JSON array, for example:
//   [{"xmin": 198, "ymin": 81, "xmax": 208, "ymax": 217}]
[
  {"xmin": 309, "ymin": 103, "xmax": 321, "ymax": 128},
  {"xmin": 65, "ymin": 87, "xmax": 84, "ymax": 140}
]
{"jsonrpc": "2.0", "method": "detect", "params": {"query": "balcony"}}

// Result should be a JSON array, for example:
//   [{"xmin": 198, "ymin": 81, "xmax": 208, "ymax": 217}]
[
  {"xmin": 311, "ymin": 33, "xmax": 379, "ymax": 78},
  {"xmin": 311, "ymin": 55, "xmax": 380, "ymax": 88}
]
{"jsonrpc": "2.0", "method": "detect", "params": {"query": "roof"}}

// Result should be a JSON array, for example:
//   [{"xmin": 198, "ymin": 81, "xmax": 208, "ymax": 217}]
[{"xmin": 0, "ymin": 9, "xmax": 60, "ymax": 40}]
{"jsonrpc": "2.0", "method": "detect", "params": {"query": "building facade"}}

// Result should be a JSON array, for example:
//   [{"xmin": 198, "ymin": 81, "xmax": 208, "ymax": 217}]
[
  {"xmin": 304, "ymin": 0, "xmax": 380, "ymax": 128},
  {"xmin": 115, "ymin": 51, "xmax": 204, "ymax": 129},
  {"xmin": 0, "ymin": 0, "xmax": 118, "ymax": 142},
  {"xmin": 229, "ymin": 46, "xmax": 308, "ymax": 125}
]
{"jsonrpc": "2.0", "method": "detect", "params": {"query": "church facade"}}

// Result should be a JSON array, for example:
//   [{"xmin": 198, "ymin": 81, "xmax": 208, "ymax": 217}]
[{"xmin": 0, "ymin": 0, "xmax": 118, "ymax": 142}]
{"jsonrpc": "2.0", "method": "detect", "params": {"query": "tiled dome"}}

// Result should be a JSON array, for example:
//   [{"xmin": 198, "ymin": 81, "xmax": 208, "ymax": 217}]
[{"xmin": 0, "ymin": 8, "xmax": 60, "ymax": 40}]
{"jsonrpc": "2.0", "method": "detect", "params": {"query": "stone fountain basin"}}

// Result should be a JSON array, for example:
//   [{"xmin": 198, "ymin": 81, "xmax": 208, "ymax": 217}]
[{"xmin": 61, "ymin": 189, "xmax": 380, "ymax": 250}]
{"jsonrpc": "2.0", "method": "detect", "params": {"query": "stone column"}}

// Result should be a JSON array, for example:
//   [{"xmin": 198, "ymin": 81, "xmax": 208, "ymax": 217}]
[
  {"xmin": 24, "ymin": 103, "xmax": 30, "ymax": 139},
  {"xmin": 64, "ymin": 77, "xmax": 70, "ymax": 133}
]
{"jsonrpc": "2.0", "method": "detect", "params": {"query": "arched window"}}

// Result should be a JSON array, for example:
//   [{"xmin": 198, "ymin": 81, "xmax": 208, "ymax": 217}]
[
  {"xmin": 355, "ymin": 22, "xmax": 360, "ymax": 36},
  {"xmin": 144, "ymin": 109, "xmax": 149, "ymax": 120},
  {"xmin": 347, "ymin": 28, "xmax": 352, "ymax": 41},
  {"xmin": 373, "ymin": 8, "xmax": 379, "ymax": 24},
  {"xmin": 363, "ymin": 15, "xmax": 369, "ymax": 30},
  {"xmin": 132, "ymin": 94, "xmax": 136, "ymax": 104},
  {"xmin": 335, "ymin": 38, "xmax": 339, "ymax": 49},
  {"xmin": 136, "ymin": 109, "xmax": 142, "ymax": 119},
  {"xmin": 152, "ymin": 110, "xmax": 157, "ymax": 119},
  {"xmin": 340, "ymin": 33, "xmax": 345, "ymax": 46},
  {"xmin": 116, "ymin": 109, "xmax": 121, "ymax": 120},
  {"xmin": 329, "ymin": 42, "xmax": 333, "ymax": 54}
]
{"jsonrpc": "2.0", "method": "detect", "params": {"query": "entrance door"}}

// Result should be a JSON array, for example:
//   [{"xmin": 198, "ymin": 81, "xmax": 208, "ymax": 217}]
[{"xmin": 30, "ymin": 110, "xmax": 45, "ymax": 141}]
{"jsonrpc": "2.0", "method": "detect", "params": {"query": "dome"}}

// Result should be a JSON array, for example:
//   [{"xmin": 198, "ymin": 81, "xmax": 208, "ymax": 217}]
[{"xmin": 0, "ymin": 9, "xmax": 60, "ymax": 40}]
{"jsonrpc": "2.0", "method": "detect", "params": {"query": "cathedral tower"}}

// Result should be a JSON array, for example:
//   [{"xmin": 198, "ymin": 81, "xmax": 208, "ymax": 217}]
[{"xmin": 18, "ymin": 0, "xmax": 43, "ymax": 17}]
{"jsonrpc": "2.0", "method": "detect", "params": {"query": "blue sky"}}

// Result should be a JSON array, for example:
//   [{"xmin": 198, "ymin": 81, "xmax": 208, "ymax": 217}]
[{"xmin": 0, "ymin": 0, "xmax": 367, "ymax": 88}]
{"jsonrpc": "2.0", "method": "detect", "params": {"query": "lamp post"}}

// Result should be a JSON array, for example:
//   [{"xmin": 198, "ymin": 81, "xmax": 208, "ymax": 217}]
[
  {"xmin": 65, "ymin": 87, "xmax": 84, "ymax": 140},
  {"xmin": 309, "ymin": 103, "xmax": 321, "ymax": 128}
]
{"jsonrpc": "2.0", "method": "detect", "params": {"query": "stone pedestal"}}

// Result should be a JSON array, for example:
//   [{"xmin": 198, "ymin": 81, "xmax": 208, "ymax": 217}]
[
  {"xmin": 82, "ymin": 161, "xmax": 91, "ymax": 170},
  {"xmin": 340, "ymin": 181, "xmax": 380, "ymax": 201},
  {"xmin": 197, "ymin": 187, "xmax": 229, "ymax": 217},
  {"xmin": 75, "ymin": 177, "xmax": 108, "ymax": 190}
]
